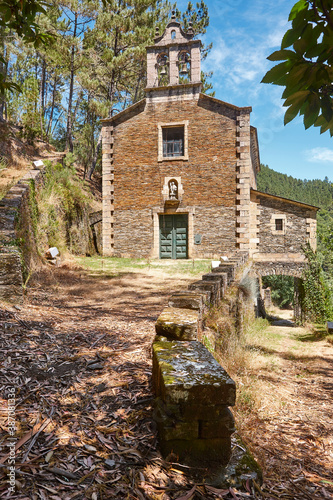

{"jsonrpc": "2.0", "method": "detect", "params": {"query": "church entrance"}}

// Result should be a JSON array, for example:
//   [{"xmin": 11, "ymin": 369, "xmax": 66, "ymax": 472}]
[{"xmin": 159, "ymin": 214, "xmax": 188, "ymax": 259}]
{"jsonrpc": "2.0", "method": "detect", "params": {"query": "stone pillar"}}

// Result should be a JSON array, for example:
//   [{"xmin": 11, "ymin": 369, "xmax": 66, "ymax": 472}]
[
  {"xmin": 306, "ymin": 211, "xmax": 317, "ymax": 251},
  {"xmin": 146, "ymin": 49, "xmax": 157, "ymax": 88},
  {"xmin": 102, "ymin": 124, "xmax": 114, "ymax": 256},
  {"xmin": 236, "ymin": 109, "xmax": 252, "ymax": 251},
  {"xmin": 294, "ymin": 277, "xmax": 303, "ymax": 324},
  {"xmin": 169, "ymin": 46, "xmax": 178, "ymax": 86},
  {"xmin": 190, "ymin": 44, "xmax": 201, "ymax": 82}
]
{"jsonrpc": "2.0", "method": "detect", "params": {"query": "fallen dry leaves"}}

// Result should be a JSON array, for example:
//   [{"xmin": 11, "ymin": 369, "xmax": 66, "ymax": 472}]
[{"xmin": 0, "ymin": 263, "xmax": 332, "ymax": 499}]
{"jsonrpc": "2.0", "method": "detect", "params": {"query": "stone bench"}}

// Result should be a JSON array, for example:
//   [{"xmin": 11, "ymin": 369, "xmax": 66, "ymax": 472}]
[
  {"xmin": 152, "ymin": 339, "xmax": 236, "ymax": 465},
  {"xmin": 327, "ymin": 322, "xmax": 333, "ymax": 334}
]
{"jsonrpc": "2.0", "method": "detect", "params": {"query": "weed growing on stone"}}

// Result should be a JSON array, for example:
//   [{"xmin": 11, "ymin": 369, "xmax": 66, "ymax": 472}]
[{"xmin": 37, "ymin": 159, "xmax": 95, "ymax": 254}]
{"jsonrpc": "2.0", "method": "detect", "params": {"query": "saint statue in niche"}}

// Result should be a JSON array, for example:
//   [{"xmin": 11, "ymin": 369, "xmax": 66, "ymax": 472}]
[{"xmin": 168, "ymin": 180, "xmax": 178, "ymax": 199}]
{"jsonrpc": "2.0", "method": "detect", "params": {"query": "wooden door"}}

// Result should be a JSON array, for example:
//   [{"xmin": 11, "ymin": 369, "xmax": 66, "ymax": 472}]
[{"xmin": 159, "ymin": 214, "xmax": 188, "ymax": 259}]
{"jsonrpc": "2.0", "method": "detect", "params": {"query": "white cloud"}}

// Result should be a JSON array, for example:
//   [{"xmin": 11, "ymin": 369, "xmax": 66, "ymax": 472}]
[{"xmin": 305, "ymin": 147, "xmax": 333, "ymax": 163}]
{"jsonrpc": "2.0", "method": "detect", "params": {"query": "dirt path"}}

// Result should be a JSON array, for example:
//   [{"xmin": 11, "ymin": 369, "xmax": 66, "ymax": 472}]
[
  {"xmin": 239, "ymin": 308, "xmax": 333, "ymax": 499},
  {"xmin": 1, "ymin": 264, "xmax": 333, "ymax": 499}
]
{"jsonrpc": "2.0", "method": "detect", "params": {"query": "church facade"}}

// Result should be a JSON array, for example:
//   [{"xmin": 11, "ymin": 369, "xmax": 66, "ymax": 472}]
[{"xmin": 101, "ymin": 15, "xmax": 318, "ymax": 264}]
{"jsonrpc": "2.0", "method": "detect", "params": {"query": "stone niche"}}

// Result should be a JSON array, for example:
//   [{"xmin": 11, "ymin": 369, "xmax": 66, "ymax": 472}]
[{"xmin": 161, "ymin": 176, "xmax": 184, "ymax": 204}]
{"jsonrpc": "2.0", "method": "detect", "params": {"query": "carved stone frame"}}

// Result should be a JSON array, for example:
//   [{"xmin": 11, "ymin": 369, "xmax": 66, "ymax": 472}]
[
  {"xmin": 158, "ymin": 121, "xmax": 189, "ymax": 162},
  {"xmin": 270, "ymin": 214, "xmax": 287, "ymax": 235},
  {"xmin": 151, "ymin": 206, "xmax": 195, "ymax": 259},
  {"xmin": 161, "ymin": 176, "xmax": 184, "ymax": 202}
]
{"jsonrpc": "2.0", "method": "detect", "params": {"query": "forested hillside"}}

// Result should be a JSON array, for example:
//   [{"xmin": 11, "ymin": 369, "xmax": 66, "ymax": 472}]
[
  {"xmin": 257, "ymin": 164, "xmax": 333, "ymax": 287},
  {"xmin": 257, "ymin": 164, "xmax": 333, "ymax": 209}
]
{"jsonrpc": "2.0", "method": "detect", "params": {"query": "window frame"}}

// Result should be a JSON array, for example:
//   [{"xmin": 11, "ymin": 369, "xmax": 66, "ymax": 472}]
[
  {"xmin": 158, "ymin": 121, "xmax": 189, "ymax": 162},
  {"xmin": 271, "ymin": 214, "xmax": 286, "ymax": 235}
]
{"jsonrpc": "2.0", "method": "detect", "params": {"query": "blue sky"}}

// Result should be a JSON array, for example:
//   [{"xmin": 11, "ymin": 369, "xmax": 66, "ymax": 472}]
[{"xmin": 178, "ymin": 0, "xmax": 333, "ymax": 182}]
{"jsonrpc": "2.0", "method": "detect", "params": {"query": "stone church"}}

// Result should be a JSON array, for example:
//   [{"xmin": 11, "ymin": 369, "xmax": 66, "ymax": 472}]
[{"xmin": 101, "ymin": 14, "xmax": 318, "ymax": 268}]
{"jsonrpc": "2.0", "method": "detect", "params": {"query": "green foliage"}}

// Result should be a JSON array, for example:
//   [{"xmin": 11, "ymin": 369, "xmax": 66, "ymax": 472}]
[
  {"xmin": 0, "ymin": 0, "xmax": 52, "ymax": 94},
  {"xmin": 257, "ymin": 164, "xmax": 333, "ymax": 208},
  {"xmin": 301, "ymin": 244, "xmax": 333, "ymax": 323},
  {"xmin": 37, "ymin": 159, "xmax": 88, "ymax": 250},
  {"xmin": 262, "ymin": 275, "xmax": 294, "ymax": 308},
  {"xmin": 28, "ymin": 178, "xmax": 39, "ymax": 236},
  {"xmin": 261, "ymin": 0, "xmax": 333, "ymax": 135}
]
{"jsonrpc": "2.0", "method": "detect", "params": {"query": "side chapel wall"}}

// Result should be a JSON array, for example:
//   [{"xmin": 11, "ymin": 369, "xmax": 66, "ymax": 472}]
[{"xmin": 250, "ymin": 192, "xmax": 317, "ymax": 258}]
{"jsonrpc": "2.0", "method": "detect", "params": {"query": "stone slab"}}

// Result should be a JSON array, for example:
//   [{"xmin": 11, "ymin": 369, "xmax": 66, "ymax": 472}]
[
  {"xmin": 188, "ymin": 280, "xmax": 218, "ymax": 303},
  {"xmin": 200, "ymin": 410, "xmax": 235, "ymax": 439},
  {"xmin": 157, "ymin": 418, "xmax": 198, "ymax": 441},
  {"xmin": 155, "ymin": 307, "xmax": 199, "ymax": 340},
  {"xmin": 327, "ymin": 322, "xmax": 333, "ymax": 334},
  {"xmin": 155, "ymin": 397, "xmax": 234, "ymax": 421},
  {"xmin": 168, "ymin": 291, "xmax": 204, "ymax": 311},
  {"xmin": 152, "ymin": 340, "xmax": 236, "ymax": 406}
]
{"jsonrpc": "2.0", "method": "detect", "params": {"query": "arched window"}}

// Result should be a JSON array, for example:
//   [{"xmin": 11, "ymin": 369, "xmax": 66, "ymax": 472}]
[
  {"xmin": 178, "ymin": 51, "xmax": 191, "ymax": 83},
  {"xmin": 171, "ymin": 30, "xmax": 176, "ymax": 40},
  {"xmin": 157, "ymin": 53, "xmax": 169, "ymax": 86}
]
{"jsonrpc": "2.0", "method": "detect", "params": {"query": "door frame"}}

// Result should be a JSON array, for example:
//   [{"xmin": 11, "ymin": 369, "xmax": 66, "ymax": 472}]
[{"xmin": 152, "ymin": 207, "xmax": 195, "ymax": 259}]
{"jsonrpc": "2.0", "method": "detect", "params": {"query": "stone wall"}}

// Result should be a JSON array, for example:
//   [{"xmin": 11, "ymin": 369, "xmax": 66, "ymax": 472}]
[
  {"xmin": 192, "ymin": 206, "xmax": 236, "ymax": 258},
  {"xmin": 152, "ymin": 252, "xmax": 249, "ymax": 468},
  {"xmin": 102, "ymin": 94, "xmax": 254, "ymax": 258},
  {"xmin": 0, "ymin": 168, "xmax": 43, "ymax": 303},
  {"xmin": 251, "ymin": 191, "xmax": 318, "ymax": 258}
]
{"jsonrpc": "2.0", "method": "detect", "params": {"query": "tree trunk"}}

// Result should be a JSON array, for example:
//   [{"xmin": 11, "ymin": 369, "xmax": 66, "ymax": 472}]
[
  {"xmin": 46, "ymin": 74, "xmax": 58, "ymax": 139},
  {"xmin": 39, "ymin": 56, "xmax": 46, "ymax": 140},
  {"xmin": 0, "ymin": 32, "xmax": 7, "ymax": 121},
  {"xmin": 87, "ymin": 130, "xmax": 102, "ymax": 180},
  {"xmin": 87, "ymin": 26, "xmax": 119, "ymax": 179},
  {"xmin": 65, "ymin": 11, "xmax": 78, "ymax": 153}
]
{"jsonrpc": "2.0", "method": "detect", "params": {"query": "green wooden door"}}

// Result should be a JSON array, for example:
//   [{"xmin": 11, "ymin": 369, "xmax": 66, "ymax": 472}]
[{"xmin": 159, "ymin": 214, "xmax": 188, "ymax": 259}]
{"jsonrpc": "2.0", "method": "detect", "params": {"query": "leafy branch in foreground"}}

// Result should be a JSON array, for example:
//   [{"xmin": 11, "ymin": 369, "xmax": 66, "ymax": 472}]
[{"xmin": 261, "ymin": 0, "xmax": 333, "ymax": 136}]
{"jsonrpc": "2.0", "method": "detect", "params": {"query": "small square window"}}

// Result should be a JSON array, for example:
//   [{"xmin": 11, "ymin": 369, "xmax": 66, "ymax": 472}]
[
  {"xmin": 275, "ymin": 218, "xmax": 283, "ymax": 231},
  {"xmin": 163, "ymin": 127, "xmax": 184, "ymax": 157}
]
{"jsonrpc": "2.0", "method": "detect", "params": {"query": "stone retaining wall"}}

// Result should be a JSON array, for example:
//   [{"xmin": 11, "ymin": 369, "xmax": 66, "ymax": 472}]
[
  {"xmin": 152, "ymin": 252, "xmax": 248, "ymax": 466},
  {"xmin": 0, "ymin": 167, "xmax": 44, "ymax": 303}
]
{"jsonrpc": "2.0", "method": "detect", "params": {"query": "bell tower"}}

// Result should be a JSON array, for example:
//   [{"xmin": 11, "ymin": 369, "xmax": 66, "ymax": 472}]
[{"xmin": 146, "ymin": 12, "xmax": 202, "ymax": 99}]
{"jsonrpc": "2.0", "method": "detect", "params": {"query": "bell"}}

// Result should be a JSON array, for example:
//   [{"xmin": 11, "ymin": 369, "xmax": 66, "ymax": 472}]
[
  {"xmin": 179, "ymin": 63, "xmax": 188, "ymax": 76},
  {"xmin": 160, "ymin": 66, "xmax": 167, "ymax": 76}
]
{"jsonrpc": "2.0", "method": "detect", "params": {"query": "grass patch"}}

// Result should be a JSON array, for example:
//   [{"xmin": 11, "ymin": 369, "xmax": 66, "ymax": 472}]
[
  {"xmin": 74, "ymin": 256, "xmax": 211, "ymax": 276},
  {"xmin": 296, "ymin": 324, "xmax": 328, "ymax": 342}
]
